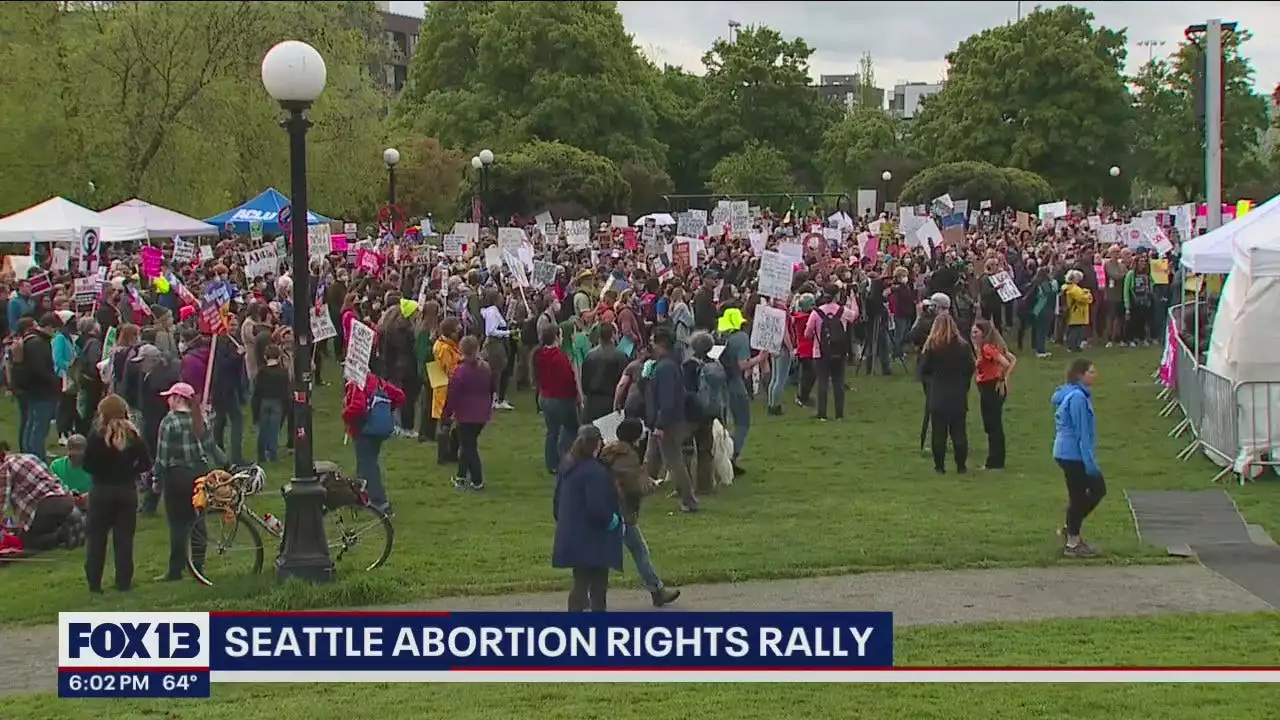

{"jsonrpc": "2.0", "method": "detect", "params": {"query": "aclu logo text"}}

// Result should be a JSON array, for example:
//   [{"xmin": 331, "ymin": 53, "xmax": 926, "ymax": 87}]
[{"xmin": 59, "ymin": 612, "xmax": 211, "ymax": 669}]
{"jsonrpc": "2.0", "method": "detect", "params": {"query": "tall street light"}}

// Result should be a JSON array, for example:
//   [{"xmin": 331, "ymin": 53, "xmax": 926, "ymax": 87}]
[
  {"xmin": 261, "ymin": 40, "xmax": 333, "ymax": 583},
  {"xmin": 881, "ymin": 170, "xmax": 893, "ymax": 213},
  {"xmin": 383, "ymin": 147, "xmax": 400, "ymax": 207},
  {"xmin": 473, "ymin": 149, "xmax": 494, "ymax": 223}
]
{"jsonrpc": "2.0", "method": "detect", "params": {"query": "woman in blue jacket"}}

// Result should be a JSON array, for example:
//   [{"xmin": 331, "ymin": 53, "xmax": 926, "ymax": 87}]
[
  {"xmin": 552, "ymin": 425, "xmax": 624, "ymax": 612},
  {"xmin": 1052, "ymin": 358, "xmax": 1104, "ymax": 558}
]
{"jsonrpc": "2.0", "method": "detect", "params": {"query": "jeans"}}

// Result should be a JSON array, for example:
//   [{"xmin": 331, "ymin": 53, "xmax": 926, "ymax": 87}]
[
  {"xmin": 815, "ymin": 356, "xmax": 847, "ymax": 420},
  {"xmin": 727, "ymin": 387, "xmax": 751, "ymax": 461},
  {"xmin": 256, "ymin": 399, "xmax": 284, "ymax": 463},
  {"xmin": 623, "ymin": 524, "xmax": 663, "ymax": 592},
  {"xmin": 15, "ymin": 395, "xmax": 29, "ymax": 450},
  {"xmin": 1066, "ymin": 324, "xmax": 1086, "ymax": 352},
  {"xmin": 84, "ymin": 483, "xmax": 137, "ymax": 591},
  {"xmin": 56, "ymin": 391, "xmax": 77, "ymax": 438},
  {"xmin": 891, "ymin": 316, "xmax": 911, "ymax": 358},
  {"xmin": 977, "ymin": 382, "xmax": 1006, "ymax": 469},
  {"xmin": 20, "ymin": 494, "xmax": 75, "ymax": 551},
  {"xmin": 213, "ymin": 402, "xmax": 246, "ymax": 466},
  {"xmin": 766, "ymin": 347, "xmax": 792, "ymax": 408},
  {"xmin": 568, "ymin": 566, "xmax": 610, "ymax": 612},
  {"xmin": 22, "ymin": 396, "xmax": 56, "ymax": 460},
  {"xmin": 797, "ymin": 358, "xmax": 816, "ymax": 404},
  {"xmin": 456, "ymin": 422, "xmax": 485, "ymax": 487},
  {"xmin": 1031, "ymin": 312, "xmax": 1051, "ymax": 355},
  {"xmin": 353, "ymin": 435, "xmax": 390, "ymax": 512},
  {"xmin": 539, "ymin": 397, "xmax": 579, "ymax": 473},
  {"xmin": 643, "ymin": 420, "xmax": 703, "ymax": 508},
  {"xmin": 1058, "ymin": 459, "xmax": 1106, "ymax": 537}
]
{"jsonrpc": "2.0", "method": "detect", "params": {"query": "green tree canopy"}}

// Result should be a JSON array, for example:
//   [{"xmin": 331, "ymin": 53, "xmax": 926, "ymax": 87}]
[
  {"xmin": 398, "ymin": 1, "xmax": 665, "ymax": 171},
  {"xmin": 898, "ymin": 161, "xmax": 1055, "ymax": 210},
  {"xmin": 462, "ymin": 140, "xmax": 630, "ymax": 219},
  {"xmin": 910, "ymin": 5, "xmax": 1131, "ymax": 204},
  {"xmin": 1130, "ymin": 31, "xmax": 1270, "ymax": 203},
  {"xmin": 819, "ymin": 107, "xmax": 907, "ymax": 193},
  {"xmin": 709, "ymin": 142, "xmax": 794, "ymax": 196}
]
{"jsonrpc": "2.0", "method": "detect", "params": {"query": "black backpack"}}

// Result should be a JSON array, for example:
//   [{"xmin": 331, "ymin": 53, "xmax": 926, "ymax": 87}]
[{"xmin": 816, "ymin": 308, "xmax": 848, "ymax": 358}]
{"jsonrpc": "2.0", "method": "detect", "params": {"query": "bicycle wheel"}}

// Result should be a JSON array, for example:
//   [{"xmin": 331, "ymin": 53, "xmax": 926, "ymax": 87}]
[
  {"xmin": 322, "ymin": 505, "xmax": 394, "ymax": 571},
  {"xmin": 186, "ymin": 509, "xmax": 265, "ymax": 587}
]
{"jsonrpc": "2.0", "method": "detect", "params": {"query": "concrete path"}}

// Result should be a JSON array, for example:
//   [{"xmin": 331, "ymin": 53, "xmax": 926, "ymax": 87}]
[{"xmin": 2, "ymin": 563, "xmax": 1272, "ymax": 698}]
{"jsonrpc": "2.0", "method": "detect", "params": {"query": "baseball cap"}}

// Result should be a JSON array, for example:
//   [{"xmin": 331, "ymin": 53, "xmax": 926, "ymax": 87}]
[
  {"xmin": 130, "ymin": 344, "xmax": 162, "ymax": 362},
  {"xmin": 159, "ymin": 382, "xmax": 196, "ymax": 399},
  {"xmin": 927, "ymin": 292, "xmax": 952, "ymax": 310}
]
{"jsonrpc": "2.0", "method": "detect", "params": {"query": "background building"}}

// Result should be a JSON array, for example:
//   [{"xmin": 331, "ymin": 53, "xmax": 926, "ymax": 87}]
[
  {"xmin": 376, "ymin": 1, "xmax": 421, "ymax": 93},
  {"xmin": 890, "ymin": 81, "xmax": 945, "ymax": 119},
  {"xmin": 816, "ymin": 74, "xmax": 885, "ymax": 112}
]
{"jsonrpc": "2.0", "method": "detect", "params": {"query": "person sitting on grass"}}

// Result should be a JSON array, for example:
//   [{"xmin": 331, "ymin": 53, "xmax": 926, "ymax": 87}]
[
  {"xmin": 600, "ymin": 417, "xmax": 680, "ymax": 608},
  {"xmin": 0, "ymin": 442, "xmax": 80, "ymax": 553},
  {"xmin": 49, "ymin": 434, "xmax": 91, "ymax": 500}
]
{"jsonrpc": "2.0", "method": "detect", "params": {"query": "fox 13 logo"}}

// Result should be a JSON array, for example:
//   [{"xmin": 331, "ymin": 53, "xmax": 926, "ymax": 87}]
[{"xmin": 59, "ymin": 612, "xmax": 210, "ymax": 668}]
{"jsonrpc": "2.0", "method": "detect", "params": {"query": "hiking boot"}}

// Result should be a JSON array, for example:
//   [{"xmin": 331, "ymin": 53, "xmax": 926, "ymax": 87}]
[
  {"xmin": 732, "ymin": 462, "xmax": 747, "ymax": 477},
  {"xmin": 1063, "ymin": 542, "xmax": 1098, "ymax": 558},
  {"xmin": 652, "ymin": 587, "xmax": 681, "ymax": 607}
]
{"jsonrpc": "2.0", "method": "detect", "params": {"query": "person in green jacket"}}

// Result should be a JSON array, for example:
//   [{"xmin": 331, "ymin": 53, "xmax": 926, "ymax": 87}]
[
  {"xmin": 413, "ymin": 300, "xmax": 440, "ymax": 442},
  {"xmin": 1122, "ymin": 258, "xmax": 1156, "ymax": 347},
  {"xmin": 1028, "ymin": 267, "xmax": 1058, "ymax": 358},
  {"xmin": 50, "ymin": 434, "xmax": 92, "ymax": 494}
]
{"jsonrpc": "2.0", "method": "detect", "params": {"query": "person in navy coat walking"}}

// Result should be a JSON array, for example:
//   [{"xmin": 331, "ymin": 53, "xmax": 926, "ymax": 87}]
[{"xmin": 552, "ymin": 425, "xmax": 624, "ymax": 612}]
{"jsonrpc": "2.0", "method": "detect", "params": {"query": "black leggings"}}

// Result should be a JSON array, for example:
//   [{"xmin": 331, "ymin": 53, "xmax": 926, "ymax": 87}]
[
  {"xmin": 930, "ymin": 409, "xmax": 968, "ymax": 471},
  {"xmin": 568, "ymin": 566, "xmax": 610, "ymax": 612},
  {"xmin": 1058, "ymin": 459, "xmax": 1106, "ymax": 537},
  {"xmin": 977, "ymin": 382, "xmax": 1006, "ymax": 469},
  {"xmin": 84, "ymin": 483, "xmax": 138, "ymax": 591},
  {"xmin": 797, "ymin": 358, "xmax": 816, "ymax": 404},
  {"xmin": 163, "ymin": 466, "xmax": 202, "ymax": 580}
]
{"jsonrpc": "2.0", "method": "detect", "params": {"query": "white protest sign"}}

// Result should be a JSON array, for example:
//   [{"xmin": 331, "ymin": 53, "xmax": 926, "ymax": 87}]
[
  {"xmin": 677, "ymin": 210, "xmax": 707, "ymax": 237},
  {"xmin": 51, "ymin": 248, "xmax": 69, "ymax": 272},
  {"xmin": 611, "ymin": 215, "xmax": 629, "ymax": 229},
  {"xmin": 534, "ymin": 211, "xmax": 554, "ymax": 229},
  {"xmin": 757, "ymin": 251, "xmax": 794, "ymax": 299},
  {"xmin": 343, "ymin": 319, "xmax": 374, "ymax": 384},
  {"xmin": 749, "ymin": 304, "xmax": 787, "ymax": 355},
  {"xmin": 199, "ymin": 245, "xmax": 214, "ymax": 262},
  {"xmin": 777, "ymin": 242, "xmax": 803, "ymax": 260},
  {"xmin": 990, "ymin": 271, "xmax": 1021, "ymax": 303},
  {"xmin": 308, "ymin": 224, "xmax": 332, "ymax": 259},
  {"xmin": 483, "ymin": 247, "xmax": 502, "ymax": 269},
  {"xmin": 1038, "ymin": 200, "xmax": 1068, "ymax": 221},
  {"xmin": 343, "ymin": 222, "xmax": 358, "ymax": 237},
  {"xmin": 497, "ymin": 227, "xmax": 525, "ymax": 255},
  {"xmin": 914, "ymin": 218, "xmax": 944, "ymax": 247},
  {"xmin": 532, "ymin": 261, "xmax": 559, "ymax": 286},
  {"xmin": 748, "ymin": 231, "xmax": 766, "ymax": 256},
  {"xmin": 452, "ymin": 223, "xmax": 480, "ymax": 244},
  {"xmin": 172, "ymin": 237, "xmax": 196, "ymax": 264},
  {"xmin": 443, "ymin": 234, "xmax": 466, "ymax": 258},
  {"xmin": 244, "ymin": 246, "xmax": 278, "ymax": 278},
  {"xmin": 567, "ymin": 220, "xmax": 591, "ymax": 247},
  {"xmin": 730, "ymin": 201, "xmax": 750, "ymax": 238},
  {"xmin": 310, "ymin": 305, "xmax": 337, "ymax": 343}
]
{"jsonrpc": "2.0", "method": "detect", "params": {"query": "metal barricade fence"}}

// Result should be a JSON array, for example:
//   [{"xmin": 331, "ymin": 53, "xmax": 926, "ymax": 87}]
[
  {"xmin": 1195, "ymin": 367, "xmax": 1240, "ymax": 483},
  {"xmin": 1235, "ymin": 381, "xmax": 1280, "ymax": 479}
]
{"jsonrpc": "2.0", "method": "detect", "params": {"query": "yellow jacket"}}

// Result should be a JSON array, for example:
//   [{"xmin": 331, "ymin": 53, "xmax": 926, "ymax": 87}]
[
  {"xmin": 430, "ymin": 336, "xmax": 462, "ymax": 420},
  {"xmin": 1064, "ymin": 283, "xmax": 1093, "ymax": 326}
]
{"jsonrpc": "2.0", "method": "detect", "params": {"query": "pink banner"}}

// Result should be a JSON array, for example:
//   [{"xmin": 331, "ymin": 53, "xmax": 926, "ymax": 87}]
[
  {"xmin": 355, "ymin": 248, "xmax": 382, "ymax": 275},
  {"xmin": 1158, "ymin": 315, "xmax": 1177, "ymax": 388},
  {"xmin": 141, "ymin": 246, "xmax": 163, "ymax": 278},
  {"xmin": 331, "ymin": 234, "xmax": 348, "ymax": 252}
]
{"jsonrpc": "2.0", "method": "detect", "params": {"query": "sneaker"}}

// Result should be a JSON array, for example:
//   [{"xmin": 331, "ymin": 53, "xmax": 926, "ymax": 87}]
[
  {"xmin": 497, "ymin": 401, "xmax": 514, "ymax": 410},
  {"xmin": 469, "ymin": 481, "xmax": 485, "ymax": 491},
  {"xmin": 1036, "ymin": 352, "xmax": 1051, "ymax": 359},
  {"xmin": 1063, "ymin": 542, "xmax": 1098, "ymax": 558},
  {"xmin": 451, "ymin": 476, "xmax": 469, "ymax": 490},
  {"xmin": 795, "ymin": 398, "xmax": 806, "ymax": 407},
  {"xmin": 1105, "ymin": 342, "xmax": 1113, "ymax": 348},
  {"xmin": 402, "ymin": 429, "xmax": 419, "ymax": 440},
  {"xmin": 651, "ymin": 587, "xmax": 681, "ymax": 607}
]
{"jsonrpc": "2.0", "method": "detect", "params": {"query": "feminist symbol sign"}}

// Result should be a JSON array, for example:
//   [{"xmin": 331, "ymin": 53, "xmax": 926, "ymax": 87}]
[
  {"xmin": 278, "ymin": 204, "xmax": 293, "ymax": 234},
  {"xmin": 80, "ymin": 227, "xmax": 101, "ymax": 274},
  {"xmin": 377, "ymin": 204, "xmax": 406, "ymax": 237}
]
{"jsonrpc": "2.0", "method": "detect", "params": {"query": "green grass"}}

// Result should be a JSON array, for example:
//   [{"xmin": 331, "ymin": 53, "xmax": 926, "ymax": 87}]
[
  {"xmin": 2, "ymin": 346, "xmax": 1277, "ymax": 625},
  {"xmin": 10, "ymin": 612, "xmax": 1280, "ymax": 719}
]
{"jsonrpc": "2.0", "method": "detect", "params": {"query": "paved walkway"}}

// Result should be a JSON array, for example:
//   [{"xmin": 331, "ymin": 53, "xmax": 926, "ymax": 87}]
[{"xmin": 2, "ymin": 563, "xmax": 1272, "ymax": 698}]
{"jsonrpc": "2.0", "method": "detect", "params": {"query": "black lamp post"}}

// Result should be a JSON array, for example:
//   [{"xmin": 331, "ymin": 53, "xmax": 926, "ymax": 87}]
[
  {"xmin": 383, "ymin": 147, "xmax": 400, "ymax": 206},
  {"xmin": 261, "ymin": 39, "xmax": 333, "ymax": 583},
  {"xmin": 472, "ymin": 149, "xmax": 494, "ymax": 223}
]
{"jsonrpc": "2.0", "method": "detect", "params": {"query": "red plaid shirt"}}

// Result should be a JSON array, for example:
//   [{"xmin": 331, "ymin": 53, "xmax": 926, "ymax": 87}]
[{"xmin": 0, "ymin": 454, "xmax": 67, "ymax": 531}]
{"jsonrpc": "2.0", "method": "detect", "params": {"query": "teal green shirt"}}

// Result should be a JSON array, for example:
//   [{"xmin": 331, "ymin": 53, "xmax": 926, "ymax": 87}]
[{"xmin": 50, "ymin": 456, "xmax": 92, "ymax": 493}]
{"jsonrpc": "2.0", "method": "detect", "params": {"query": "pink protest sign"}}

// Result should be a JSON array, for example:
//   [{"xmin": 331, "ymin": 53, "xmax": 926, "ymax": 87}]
[
  {"xmin": 331, "ymin": 234, "xmax": 349, "ymax": 252},
  {"xmin": 355, "ymin": 248, "xmax": 383, "ymax": 275},
  {"xmin": 141, "ymin": 246, "xmax": 163, "ymax": 278}
]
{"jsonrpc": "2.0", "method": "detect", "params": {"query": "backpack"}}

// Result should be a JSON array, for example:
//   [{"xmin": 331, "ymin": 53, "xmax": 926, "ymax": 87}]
[
  {"xmin": 690, "ymin": 357, "xmax": 727, "ymax": 422},
  {"xmin": 360, "ymin": 389, "xmax": 395, "ymax": 438},
  {"xmin": 1132, "ymin": 274, "xmax": 1153, "ymax": 307},
  {"xmin": 816, "ymin": 308, "xmax": 849, "ymax": 358}
]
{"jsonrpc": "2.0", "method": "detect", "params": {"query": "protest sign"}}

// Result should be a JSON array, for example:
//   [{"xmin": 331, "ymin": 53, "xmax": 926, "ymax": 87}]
[
  {"xmin": 199, "ymin": 245, "xmax": 214, "ymax": 262},
  {"xmin": 141, "ymin": 246, "xmax": 163, "ymax": 278},
  {"xmin": 344, "ymin": 320, "xmax": 374, "ymax": 384},
  {"xmin": 310, "ymin": 305, "xmax": 337, "ymax": 343},
  {"xmin": 677, "ymin": 210, "xmax": 706, "ymax": 237},
  {"xmin": 73, "ymin": 276, "xmax": 98, "ymax": 310},
  {"xmin": 497, "ymin": 227, "xmax": 525, "ymax": 256},
  {"xmin": 443, "ymin": 234, "xmax": 466, "ymax": 258},
  {"xmin": 308, "ymin": 224, "xmax": 332, "ymax": 259},
  {"xmin": 749, "ymin": 304, "xmax": 786, "ymax": 355},
  {"xmin": 172, "ymin": 237, "xmax": 196, "ymax": 264},
  {"xmin": 244, "ymin": 246, "xmax": 277, "ymax": 279},
  {"xmin": 757, "ymin": 251, "xmax": 793, "ymax": 299},
  {"xmin": 355, "ymin": 248, "xmax": 382, "ymax": 275},
  {"xmin": 566, "ymin": 220, "xmax": 591, "ymax": 247},
  {"xmin": 532, "ymin": 260, "xmax": 559, "ymax": 286}
]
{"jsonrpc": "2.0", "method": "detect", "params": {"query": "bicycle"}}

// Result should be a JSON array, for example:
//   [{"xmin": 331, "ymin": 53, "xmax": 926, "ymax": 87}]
[{"xmin": 185, "ymin": 461, "xmax": 394, "ymax": 587}]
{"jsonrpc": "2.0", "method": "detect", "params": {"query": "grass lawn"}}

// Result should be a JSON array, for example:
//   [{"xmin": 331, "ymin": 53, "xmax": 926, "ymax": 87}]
[
  {"xmin": 1, "ymin": 346, "xmax": 1277, "ymax": 625},
  {"xmin": 10, "ymin": 612, "xmax": 1280, "ymax": 719}
]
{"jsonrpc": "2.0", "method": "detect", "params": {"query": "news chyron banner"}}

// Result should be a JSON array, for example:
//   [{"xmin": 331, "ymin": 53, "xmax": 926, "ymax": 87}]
[{"xmin": 58, "ymin": 611, "xmax": 893, "ymax": 697}]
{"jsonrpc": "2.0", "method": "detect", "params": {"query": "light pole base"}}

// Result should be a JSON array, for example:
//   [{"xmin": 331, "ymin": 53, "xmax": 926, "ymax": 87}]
[{"xmin": 275, "ymin": 477, "xmax": 334, "ymax": 583}]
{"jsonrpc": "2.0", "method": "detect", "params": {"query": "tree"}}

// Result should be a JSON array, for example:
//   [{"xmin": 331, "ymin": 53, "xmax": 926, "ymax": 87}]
[
  {"xmin": 857, "ymin": 52, "xmax": 879, "ymax": 109},
  {"xmin": 619, "ymin": 162, "xmax": 674, "ymax": 216},
  {"xmin": 386, "ymin": 136, "xmax": 468, "ymax": 226},
  {"xmin": 693, "ymin": 25, "xmax": 839, "ymax": 188},
  {"xmin": 709, "ymin": 142, "xmax": 794, "ymax": 196},
  {"xmin": 910, "ymin": 6, "xmax": 1132, "ymax": 203},
  {"xmin": 898, "ymin": 161, "xmax": 1055, "ymax": 210},
  {"xmin": 1130, "ymin": 30, "xmax": 1270, "ymax": 202},
  {"xmin": 398, "ymin": 1, "xmax": 666, "ymax": 172},
  {"xmin": 646, "ymin": 65, "xmax": 707, "ymax": 195},
  {"xmin": 459, "ymin": 140, "xmax": 630, "ymax": 219},
  {"xmin": 819, "ymin": 107, "xmax": 905, "ymax": 193}
]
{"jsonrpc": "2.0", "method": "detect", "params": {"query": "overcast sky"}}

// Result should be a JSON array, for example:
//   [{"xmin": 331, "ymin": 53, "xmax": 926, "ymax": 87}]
[{"xmin": 389, "ymin": 1, "xmax": 1280, "ymax": 92}]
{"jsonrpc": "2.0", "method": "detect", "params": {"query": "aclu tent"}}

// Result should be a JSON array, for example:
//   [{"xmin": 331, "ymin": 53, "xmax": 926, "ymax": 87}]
[
  {"xmin": 0, "ymin": 196, "xmax": 147, "ymax": 244},
  {"xmin": 101, "ymin": 198, "xmax": 218, "ymax": 239},
  {"xmin": 1181, "ymin": 194, "xmax": 1280, "ymax": 274},
  {"xmin": 1205, "ymin": 191, "xmax": 1280, "ymax": 467},
  {"xmin": 205, "ymin": 188, "xmax": 329, "ymax": 235}
]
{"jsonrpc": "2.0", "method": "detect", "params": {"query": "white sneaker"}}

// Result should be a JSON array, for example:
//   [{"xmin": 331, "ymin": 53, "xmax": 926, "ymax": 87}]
[
  {"xmin": 1105, "ymin": 342, "xmax": 1113, "ymax": 348},
  {"xmin": 497, "ymin": 401, "xmax": 514, "ymax": 410}
]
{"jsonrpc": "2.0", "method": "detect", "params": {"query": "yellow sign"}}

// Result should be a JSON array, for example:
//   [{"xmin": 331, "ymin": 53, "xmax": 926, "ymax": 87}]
[
  {"xmin": 1237, "ymin": 199, "xmax": 1252, "ymax": 217},
  {"xmin": 1150, "ymin": 259, "xmax": 1169, "ymax": 285}
]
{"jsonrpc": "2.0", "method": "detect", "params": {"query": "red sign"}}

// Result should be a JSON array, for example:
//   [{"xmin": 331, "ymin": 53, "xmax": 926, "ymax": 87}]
[
  {"xmin": 673, "ymin": 241, "xmax": 691, "ymax": 274},
  {"xmin": 377, "ymin": 204, "xmax": 406, "ymax": 236}
]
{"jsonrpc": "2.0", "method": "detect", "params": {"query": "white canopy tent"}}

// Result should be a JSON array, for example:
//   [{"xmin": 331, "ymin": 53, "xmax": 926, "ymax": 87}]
[
  {"xmin": 0, "ymin": 196, "xmax": 147, "ymax": 244},
  {"xmin": 1181, "ymin": 193, "xmax": 1280, "ymax": 274},
  {"xmin": 1205, "ymin": 195, "xmax": 1280, "ymax": 469},
  {"xmin": 100, "ymin": 198, "xmax": 218, "ymax": 238}
]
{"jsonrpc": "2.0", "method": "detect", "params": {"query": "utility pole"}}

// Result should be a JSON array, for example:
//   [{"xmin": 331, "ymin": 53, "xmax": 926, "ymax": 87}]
[
  {"xmin": 1205, "ymin": 20, "xmax": 1224, "ymax": 231},
  {"xmin": 728, "ymin": 20, "xmax": 740, "ymax": 44},
  {"xmin": 1136, "ymin": 39, "xmax": 1166, "ymax": 64}
]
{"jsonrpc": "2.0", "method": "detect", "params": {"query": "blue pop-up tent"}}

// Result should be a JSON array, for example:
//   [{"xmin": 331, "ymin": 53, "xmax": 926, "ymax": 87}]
[{"xmin": 205, "ymin": 188, "xmax": 330, "ymax": 234}]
